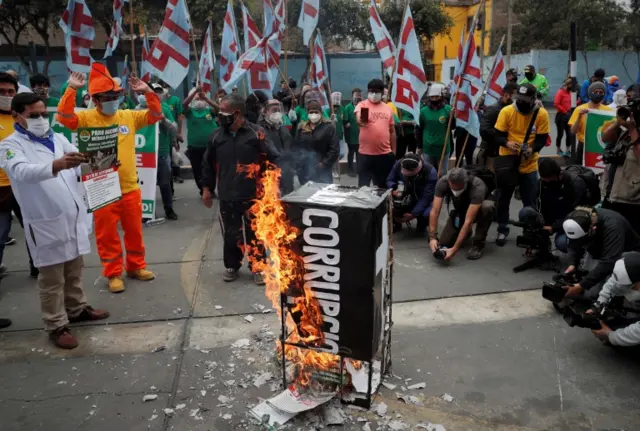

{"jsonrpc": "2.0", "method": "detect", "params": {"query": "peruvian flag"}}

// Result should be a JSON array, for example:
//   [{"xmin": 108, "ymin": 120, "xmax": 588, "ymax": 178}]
[
  {"xmin": 369, "ymin": 0, "xmax": 396, "ymax": 78},
  {"xmin": 242, "ymin": 5, "xmax": 272, "ymax": 97},
  {"xmin": 390, "ymin": 6, "xmax": 427, "ymax": 125},
  {"xmin": 140, "ymin": 27, "xmax": 151, "ymax": 82},
  {"xmin": 455, "ymin": 79, "xmax": 481, "ymax": 138},
  {"xmin": 297, "ymin": 0, "xmax": 319, "ymax": 46},
  {"xmin": 59, "ymin": 0, "xmax": 95, "ymax": 73},
  {"xmin": 221, "ymin": 32, "xmax": 279, "ymax": 94},
  {"xmin": 146, "ymin": 0, "xmax": 192, "ymax": 89},
  {"xmin": 103, "ymin": 0, "xmax": 126, "ymax": 59},
  {"xmin": 198, "ymin": 21, "xmax": 215, "ymax": 95},
  {"xmin": 220, "ymin": 0, "xmax": 240, "ymax": 88},
  {"xmin": 484, "ymin": 43, "xmax": 507, "ymax": 105}
]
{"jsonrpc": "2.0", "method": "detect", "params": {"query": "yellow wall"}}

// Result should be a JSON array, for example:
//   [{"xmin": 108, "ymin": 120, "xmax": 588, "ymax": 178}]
[{"xmin": 431, "ymin": 1, "xmax": 492, "ymax": 82}]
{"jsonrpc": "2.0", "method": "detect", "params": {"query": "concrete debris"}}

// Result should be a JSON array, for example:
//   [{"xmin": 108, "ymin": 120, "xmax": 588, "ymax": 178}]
[
  {"xmin": 362, "ymin": 423, "xmax": 371, "ymax": 431},
  {"xmin": 253, "ymin": 303, "xmax": 266, "ymax": 312},
  {"xmin": 217, "ymin": 395, "xmax": 230, "ymax": 404},
  {"xmin": 190, "ymin": 408, "xmax": 203, "ymax": 420},
  {"xmin": 253, "ymin": 371, "xmax": 273, "ymax": 388},
  {"xmin": 442, "ymin": 393, "xmax": 454, "ymax": 403},
  {"xmin": 142, "ymin": 394, "xmax": 158, "ymax": 402},
  {"xmin": 150, "ymin": 386, "xmax": 157, "ymax": 391},
  {"xmin": 151, "ymin": 345, "xmax": 166, "ymax": 353},
  {"xmin": 376, "ymin": 402, "xmax": 388, "ymax": 417},
  {"xmin": 396, "ymin": 393, "xmax": 422, "ymax": 405},
  {"xmin": 407, "ymin": 382, "xmax": 426, "ymax": 390},
  {"xmin": 200, "ymin": 390, "xmax": 207, "ymax": 397},
  {"xmin": 163, "ymin": 408, "xmax": 175, "ymax": 417},
  {"xmin": 149, "ymin": 414, "xmax": 158, "ymax": 421},
  {"xmin": 244, "ymin": 315, "xmax": 254, "ymax": 323},
  {"xmin": 416, "ymin": 423, "xmax": 447, "ymax": 431},
  {"xmin": 214, "ymin": 305, "xmax": 223, "ymax": 310},
  {"xmin": 382, "ymin": 382, "xmax": 397, "ymax": 390},
  {"xmin": 388, "ymin": 420, "xmax": 409, "ymax": 430},
  {"xmin": 262, "ymin": 309, "xmax": 273, "ymax": 314},
  {"xmin": 175, "ymin": 404, "xmax": 186, "ymax": 410},
  {"xmin": 222, "ymin": 413, "xmax": 232, "ymax": 420},
  {"xmin": 323, "ymin": 403, "xmax": 347, "ymax": 425},
  {"xmin": 232, "ymin": 338, "xmax": 251, "ymax": 349}
]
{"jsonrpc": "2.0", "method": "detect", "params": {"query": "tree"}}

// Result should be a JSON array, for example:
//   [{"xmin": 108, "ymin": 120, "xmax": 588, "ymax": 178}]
[{"xmin": 379, "ymin": 0, "xmax": 453, "ymax": 42}]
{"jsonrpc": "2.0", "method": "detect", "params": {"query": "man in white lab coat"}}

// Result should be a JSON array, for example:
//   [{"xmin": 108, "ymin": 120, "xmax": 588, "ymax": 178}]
[{"xmin": 0, "ymin": 93, "xmax": 109, "ymax": 349}]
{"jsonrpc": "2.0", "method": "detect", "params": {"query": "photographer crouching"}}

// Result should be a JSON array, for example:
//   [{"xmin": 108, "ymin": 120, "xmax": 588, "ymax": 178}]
[
  {"xmin": 387, "ymin": 153, "xmax": 437, "ymax": 234},
  {"xmin": 600, "ymin": 90, "xmax": 640, "ymax": 235},
  {"xmin": 561, "ymin": 207, "xmax": 640, "ymax": 300}
]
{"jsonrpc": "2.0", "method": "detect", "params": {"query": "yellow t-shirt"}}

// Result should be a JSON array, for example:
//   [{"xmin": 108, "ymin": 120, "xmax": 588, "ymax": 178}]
[
  {"xmin": 568, "ymin": 103, "xmax": 613, "ymax": 143},
  {"xmin": 386, "ymin": 102, "xmax": 399, "ymax": 118},
  {"xmin": 495, "ymin": 105, "xmax": 550, "ymax": 174},
  {"xmin": 0, "ymin": 114, "xmax": 15, "ymax": 186}
]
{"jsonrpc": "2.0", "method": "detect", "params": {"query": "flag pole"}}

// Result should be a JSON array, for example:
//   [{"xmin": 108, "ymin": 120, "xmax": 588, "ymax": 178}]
[
  {"xmin": 128, "ymin": 0, "xmax": 137, "ymax": 75},
  {"xmin": 437, "ymin": 0, "xmax": 484, "ymax": 176},
  {"xmin": 284, "ymin": 0, "xmax": 289, "ymax": 79},
  {"xmin": 316, "ymin": 30, "xmax": 334, "ymax": 115},
  {"xmin": 182, "ymin": 0, "xmax": 201, "ymax": 85},
  {"xmin": 387, "ymin": 0, "xmax": 410, "ymax": 97}
]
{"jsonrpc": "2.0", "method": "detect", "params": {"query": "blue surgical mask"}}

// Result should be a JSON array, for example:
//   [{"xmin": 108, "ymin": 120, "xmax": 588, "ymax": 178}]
[{"xmin": 99, "ymin": 99, "xmax": 119, "ymax": 116}]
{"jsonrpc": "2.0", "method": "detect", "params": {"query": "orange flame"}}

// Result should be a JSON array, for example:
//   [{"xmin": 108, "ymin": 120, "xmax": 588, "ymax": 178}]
[
  {"xmin": 242, "ymin": 162, "xmax": 350, "ymax": 388},
  {"xmin": 236, "ymin": 163, "xmax": 262, "ymax": 179}
]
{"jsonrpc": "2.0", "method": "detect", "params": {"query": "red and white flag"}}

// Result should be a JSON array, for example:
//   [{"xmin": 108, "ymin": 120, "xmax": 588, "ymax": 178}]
[
  {"xmin": 220, "ymin": 0, "xmax": 240, "ymax": 89},
  {"xmin": 369, "ymin": 0, "xmax": 396, "ymax": 78},
  {"xmin": 297, "ymin": 0, "xmax": 319, "ymax": 46},
  {"xmin": 199, "ymin": 21, "xmax": 215, "ymax": 94},
  {"xmin": 146, "ymin": 0, "xmax": 192, "ymax": 89},
  {"xmin": 264, "ymin": 0, "xmax": 275, "ymax": 36},
  {"xmin": 484, "ymin": 43, "xmax": 506, "ymax": 105},
  {"xmin": 59, "ymin": 0, "xmax": 95, "ymax": 73},
  {"xmin": 455, "ymin": 79, "xmax": 480, "ymax": 138},
  {"xmin": 221, "ymin": 32, "xmax": 279, "ymax": 94},
  {"xmin": 242, "ymin": 5, "xmax": 272, "ymax": 97},
  {"xmin": 390, "ymin": 6, "xmax": 427, "ymax": 124},
  {"xmin": 312, "ymin": 32, "xmax": 329, "ymax": 86},
  {"xmin": 103, "ymin": 0, "xmax": 126, "ymax": 59},
  {"xmin": 455, "ymin": 16, "xmax": 482, "ymax": 103},
  {"xmin": 265, "ymin": 0, "xmax": 286, "ymax": 92},
  {"xmin": 121, "ymin": 54, "xmax": 129, "ymax": 89},
  {"xmin": 242, "ymin": 4, "xmax": 262, "ymax": 50},
  {"xmin": 140, "ymin": 27, "xmax": 151, "ymax": 82},
  {"xmin": 450, "ymin": 31, "xmax": 464, "ymax": 95},
  {"xmin": 274, "ymin": 0, "xmax": 286, "ymax": 34}
]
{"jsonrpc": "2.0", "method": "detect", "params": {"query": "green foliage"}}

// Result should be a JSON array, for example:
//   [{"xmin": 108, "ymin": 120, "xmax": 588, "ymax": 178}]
[{"xmin": 378, "ymin": 0, "xmax": 453, "ymax": 42}]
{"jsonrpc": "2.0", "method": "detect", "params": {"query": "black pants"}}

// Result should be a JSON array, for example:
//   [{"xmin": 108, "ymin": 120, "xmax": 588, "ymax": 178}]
[
  {"xmin": 555, "ymin": 112, "xmax": 571, "ymax": 151},
  {"xmin": 219, "ymin": 200, "xmax": 263, "ymax": 271},
  {"xmin": 575, "ymin": 141, "xmax": 584, "ymax": 166},
  {"xmin": 347, "ymin": 144, "xmax": 359, "ymax": 172},
  {"xmin": 395, "ymin": 132, "xmax": 417, "ymax": 159},
  {"xmin": 455, "ymin": 129, "xmax": 477, "ymax": 167},
  {"xmin": 358, "ymin": 153, "xmax": 395, "ymax": 188},
  {"xmin": 10, "ymin": 196, "xmax": 35, "ymax": 272},
  {"xmin": 185, "ymin": 147, "xmax": 206, "ymax": 195}
]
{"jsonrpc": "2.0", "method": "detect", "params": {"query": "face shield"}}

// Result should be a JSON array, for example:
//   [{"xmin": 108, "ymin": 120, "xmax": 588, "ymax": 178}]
[{"xmin": 264, "ymin": 100, "xmax": 284, "ymax": 125}]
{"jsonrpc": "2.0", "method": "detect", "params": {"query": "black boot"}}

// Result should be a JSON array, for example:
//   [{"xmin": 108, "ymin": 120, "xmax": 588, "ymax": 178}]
[{"xmin": 165, "ymin": 208, "xmax": 178, "ymax": 220}]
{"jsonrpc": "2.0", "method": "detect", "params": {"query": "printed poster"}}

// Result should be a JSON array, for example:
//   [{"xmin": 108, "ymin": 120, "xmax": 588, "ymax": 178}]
[
  {"xmin": 76, "ymin": 126, "xmax": 122, "ymax": 212},
  {"xmin": 47, "ymin": 107, "xmax": 159, "ymax": 219},
  {"xmin": 584, "ymin": 110, "xmax": 616, "ymax": 172}
]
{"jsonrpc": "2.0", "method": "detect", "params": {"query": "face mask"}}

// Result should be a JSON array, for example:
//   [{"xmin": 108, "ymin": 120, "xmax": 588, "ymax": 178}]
[
  {"xmin": 308, "ymin": 113, "xmax": 321, "ymax": 124},
  {"xmin": 516, "ymin": 100, "xmax": 533, "ymax": 114},
  {"xmin": 99, "ymin": 99, "xmax": 119, "ymax": 116},
  {"xmin": 218, "ymin": 112, "xmax": 237, "ymax": 130},
  {"xmin": 137, "ymin": 95, "xmax": 147, "ymax": 106},
  {"xmin": 193, "ymin": 100, "xmax": 208, "ymax": 110},
  {"xmin": 451, "ymin": 185, "xmax": 467, "ymax": 197},
  {"xmin": 368, "ymin": 93, "xmax": 382, "ymax": 103},
  {"xmin": 25, "ymin": 116, "xmax": 50, "ymax": 137},
  {"xmin": 429, "ymin": 99, "xmax": 443, "ymax": 109},
  {"xmin": 525, "ymin": 73, "xmax": 535, "ymax": 80},
  {"xmin": 34, "ymin": 88, "xmax": 49, "ymax": 99},
  {"xmin": 267, "ymin": 112, "xmax": 282, "ymax": 125},
  {"xmin": 590, "ymin": 93, "xmax": 605, "ymax": 104},
  {"xmin": 0, "ymin": 96, "xmax": 13, "ymax": 111}
]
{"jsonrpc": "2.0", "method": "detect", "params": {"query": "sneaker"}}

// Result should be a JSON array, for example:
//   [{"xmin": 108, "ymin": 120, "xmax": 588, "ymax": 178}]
[
  {"xmin": 127, "ymin": 268, "xmax": 156, "ymax": 281},
  {"xmin": 108, "ymin": 276, "xmax": 125, "ymax": 293},
  {"xmin": 49, "ymin": 326, "xmax": 78, "ymax": 349},
  {"xmin": 68, "ymin": 306, "xmax": 110, "ymax": 323},
  {"xmin": 467, "ymin": 245, "xmax": 484, "ymax": 260},
  {"xmin": 223, "ymin": 268, "xmax": 238, "ymax": 282},
  {"xmin": 0, "ymin": 318, "xmax": 11, "ymax": 329},
  {"xmin": 4, "ymin": 237, "xmax": 15, "ymax": 246},
  {"xmin": 253, "ymin": 272, "xmax": 265, "ymax": 285},
  {"xmin": 496, "ymin": 233, "xmax": 507, "ymax": 247},
  {"xmin": 165, "ymin": 208, "xmax": 178, "ymax": 220}
]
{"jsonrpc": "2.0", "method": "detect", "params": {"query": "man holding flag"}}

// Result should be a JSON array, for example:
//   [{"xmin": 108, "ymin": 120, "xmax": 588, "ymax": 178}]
[{"xmin": 56, "ymin": 63, "xmax": 164, "ymax": 293}]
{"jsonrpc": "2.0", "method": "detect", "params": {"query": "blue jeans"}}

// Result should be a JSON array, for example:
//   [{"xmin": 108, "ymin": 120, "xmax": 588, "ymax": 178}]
[
  {"xmin": 555, "ymin": 233, "xmax": 568, "ymax": 253},
  {"xmin": 157, "ymin": 154, "xmax": 173, "ymax": 211},
  {"xmin": 497, "ymin": 171, "xmax": 539, "ymax": 235},
  {"xmin": 0, "ymin": 211, "xmax": 12, "ymax": 265}
]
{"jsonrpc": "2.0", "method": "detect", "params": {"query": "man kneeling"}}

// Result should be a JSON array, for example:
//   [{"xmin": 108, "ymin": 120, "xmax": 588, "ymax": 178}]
[
  {"xmin": 428, "ymin": 167, "xmax": 495, "ymax": 260},
  {"xmin": 386, "ymin": 153, "xmax": 437, "ymax": 233}
]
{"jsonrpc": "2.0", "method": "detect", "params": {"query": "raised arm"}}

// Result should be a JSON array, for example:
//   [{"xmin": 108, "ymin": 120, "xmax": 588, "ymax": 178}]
[{"xmin": 56, "ymin": 72, "xmax": 85, "ymax": 130}]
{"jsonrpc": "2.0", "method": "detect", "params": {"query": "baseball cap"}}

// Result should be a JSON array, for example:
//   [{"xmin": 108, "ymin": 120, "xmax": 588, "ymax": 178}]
[
  {"xmin": 150, "ymin": 83, "xmax": 163, "ymax": 92},
  {"xmin": 514, "ymin": 83, "xmax": 537, "ymax": 103},
  {"xmin": 524, "ymin": 65, "xmax": 535, "ymax": 73},
  {"xmin": 562, "ymin": 210, "xmax": 593, "ymax": 239},
  {"xmin": 594, "ymin": 68, "xmax": 606, "ymax": 78},
  {"xmin": 613, "ymin": 252, "xmax": 640, "ymax": 285}
]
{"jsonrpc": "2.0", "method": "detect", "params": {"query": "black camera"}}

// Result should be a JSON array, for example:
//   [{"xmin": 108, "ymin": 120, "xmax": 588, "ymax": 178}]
[
  {"xmin": 433, "ymin": 247, "xmax": 447, "ymax": 261},
  {"xmin": 541, "ymin": 270, "xmax": 588, "ymax": 303},
  {"xmin": 509, "ymin": 207, "xmax": 558, "ymax": 273}
]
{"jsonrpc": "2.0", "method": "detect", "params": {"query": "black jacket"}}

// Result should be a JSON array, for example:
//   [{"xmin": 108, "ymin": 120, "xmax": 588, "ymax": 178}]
[
  {"xmin": 540, "ymin": 171, "xmax": 587, "ymax": 232},
  {"xmin": 568, "ymin": 208, "xmax": 640, "ymax": 290},
  {"xmin": 294, "ymin": 120, "xmax": 340, "ymax": 166},
  {"xmin": 480, "ymin": 101, "xmax": 508, "ymax": 157},
  {"xmin": 201, "ymin": 121, "xmax": 280, "ymax": 201}
]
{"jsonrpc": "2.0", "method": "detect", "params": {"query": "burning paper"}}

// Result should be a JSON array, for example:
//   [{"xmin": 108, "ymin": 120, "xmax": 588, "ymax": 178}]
[{"xmin": 250, "ymin": 387, "xmax": 335, "ymax": 426}]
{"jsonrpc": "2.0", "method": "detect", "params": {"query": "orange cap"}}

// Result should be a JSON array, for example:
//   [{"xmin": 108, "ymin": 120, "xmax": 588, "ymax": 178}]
[{"xmin": 88, "ymin": 62, "xmax": 123, "ymax": 96}]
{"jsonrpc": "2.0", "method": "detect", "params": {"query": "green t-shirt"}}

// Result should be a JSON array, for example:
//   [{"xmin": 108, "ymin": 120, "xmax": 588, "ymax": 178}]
[
  {"xmin": 398, "ymin": 109, "xmax": 415, "ymax": 135},
  {"xmin": 186, "ymin": 107, "xmax": 218, "ymax": 148},
  {"xmin": 329, "ymin": 105, "xmax": 345, "ymax": 139},
  {"xmin": 419, "ymin": 105, "xmax": 452, "ymax": 157},
  {"xmin": 294, "ymin": 106, "xmax": 330, "ymax": 122},
  {"xmin": 60, "ymin": 82, "xmax": 87, "ymax": 106},
  {"xmin": 343, "ymin": 103, "xmax": 359, "ymax": 146},
  {"xmin": 159, "ymin": 102, "xmax": 175, "ymax": 157},
  {"xmin": 165, "ymin": 95, "xmax": 184, "ymax": 118},
  {"xmin": 45, "ymin": 97, "xmax": 60, "ymax": 108}
]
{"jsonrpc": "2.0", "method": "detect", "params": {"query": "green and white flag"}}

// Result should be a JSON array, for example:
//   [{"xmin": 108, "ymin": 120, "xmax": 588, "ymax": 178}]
[{"xmin": 584, "ymin": 110, "xmax": 616, "ymax": 172}]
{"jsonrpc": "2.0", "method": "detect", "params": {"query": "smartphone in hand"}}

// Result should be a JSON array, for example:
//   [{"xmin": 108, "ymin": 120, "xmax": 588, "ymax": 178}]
[{"xmin": 361, "ymin": 107, "xmax": 369, "ymax": 123}]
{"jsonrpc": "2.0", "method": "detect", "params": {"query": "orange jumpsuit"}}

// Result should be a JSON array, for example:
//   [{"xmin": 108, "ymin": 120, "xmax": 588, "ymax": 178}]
[{"xmin": 56, "ymin": 88, "xmax": 163, "ymax": 277}]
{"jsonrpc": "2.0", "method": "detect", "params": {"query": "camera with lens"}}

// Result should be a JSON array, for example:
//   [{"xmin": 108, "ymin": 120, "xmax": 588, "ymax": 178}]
[
  {"xmin": 541, "ymin": 270, "xmax": 588, "ymax": 303},
  {"xmin": 509, "ymin": 207, "xmax": 548, "ymax": 250},
  {"xmin": 606, "ymin": 98, "xmax": 640, "ymax": 164},
  {"xmin": 433, "ymin": 247, "xmax": 447, "ymax": 261}
]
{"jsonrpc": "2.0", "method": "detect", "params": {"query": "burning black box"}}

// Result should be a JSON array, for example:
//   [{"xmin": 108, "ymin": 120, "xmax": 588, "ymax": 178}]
[{"xmin": 281, "ymin": 183, "xmax": 392, "ymax": 362}]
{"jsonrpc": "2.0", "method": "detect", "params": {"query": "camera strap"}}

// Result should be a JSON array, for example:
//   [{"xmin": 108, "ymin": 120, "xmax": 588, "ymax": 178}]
[{"xmin": 522, "ymin": 107, "xmax": 540, "ymax": 149}]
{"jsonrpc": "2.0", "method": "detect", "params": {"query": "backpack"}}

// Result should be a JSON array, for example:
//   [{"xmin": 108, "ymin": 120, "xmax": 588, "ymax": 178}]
[
  {"xmin": 466, "ymin": 165, "xmax": 496, "ymax": 198},
  {"xmin": 563, "ymin": 165, "xmax": 601, "ymax": 206}
]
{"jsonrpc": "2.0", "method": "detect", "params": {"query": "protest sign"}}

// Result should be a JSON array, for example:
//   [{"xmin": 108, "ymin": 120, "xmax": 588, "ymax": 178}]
[
  {"xmin": 584, "ymin": 110, "xmax": 616, "ymax": 172},
  {"xmin": 47, "ymin": 107, "xmax": 159, "ymax": 219},
  {"xmin": 76, "ymin": 125, "xmax": 122, "ymax": 212}
]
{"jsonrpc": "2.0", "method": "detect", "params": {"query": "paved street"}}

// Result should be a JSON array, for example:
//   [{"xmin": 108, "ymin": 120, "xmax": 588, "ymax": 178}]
[{"xmin": 0, "ymin": 176, "xmax": 639, "ymax": 431}]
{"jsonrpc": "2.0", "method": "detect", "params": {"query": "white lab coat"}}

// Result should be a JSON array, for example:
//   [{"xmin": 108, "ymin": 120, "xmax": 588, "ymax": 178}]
[{"xmin": 0, "ymin": 130, "xmax": 90, "ymax": 268}]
